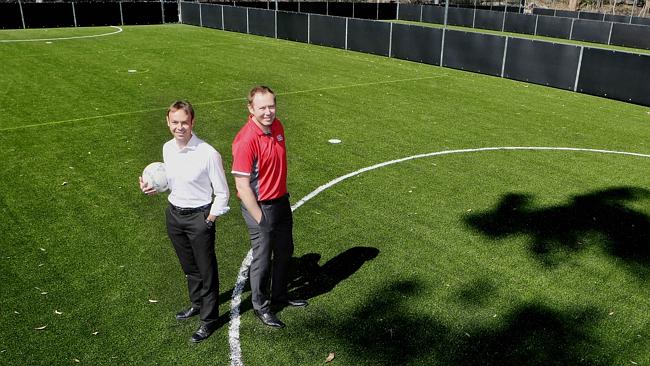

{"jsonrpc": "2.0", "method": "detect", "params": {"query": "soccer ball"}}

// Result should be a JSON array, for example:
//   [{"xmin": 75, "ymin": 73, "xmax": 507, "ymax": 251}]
[{"xmin": 142, "ymin": 162, "xmax": 168, "ymax": 193}]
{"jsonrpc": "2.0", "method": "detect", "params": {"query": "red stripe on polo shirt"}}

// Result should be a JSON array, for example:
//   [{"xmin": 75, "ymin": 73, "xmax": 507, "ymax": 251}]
[{"xmin": 231, "ymin": 116, "xmax": 288, "ymax": 201}]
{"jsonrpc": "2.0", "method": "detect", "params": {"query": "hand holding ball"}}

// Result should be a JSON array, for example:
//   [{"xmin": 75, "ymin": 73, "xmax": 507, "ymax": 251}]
[{"xmin": 141, "ymin": 162, "xmax": 169, "ymax": 193}]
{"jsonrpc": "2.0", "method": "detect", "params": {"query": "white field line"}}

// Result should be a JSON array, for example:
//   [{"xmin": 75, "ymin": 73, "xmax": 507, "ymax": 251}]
[
  {"xmin": 0, "ymin": 75, "xmax": 443, "ymax": 132},
  {"xmin": 228, "ymin": 146, "xmax": 650, "ymax": 366},
  {"xmin": 0, "ymin": 26, "xmax": 123, "ymax": 43}
]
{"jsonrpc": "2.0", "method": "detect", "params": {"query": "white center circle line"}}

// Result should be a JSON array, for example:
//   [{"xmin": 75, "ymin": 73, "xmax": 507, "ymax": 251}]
[
  {"xmin": 0, "ymin": 26, "xmax": 123, "ymax": 43},
  {"xmin": 228, "ymin": 146, "xmax": 650, "ymax": 366}
]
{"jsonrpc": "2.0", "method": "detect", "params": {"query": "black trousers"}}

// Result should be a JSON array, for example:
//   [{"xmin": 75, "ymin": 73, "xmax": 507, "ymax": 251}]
[
  {"xmin": 165, "ymin": 205, "xmax": 219, "ymax": 325},
  {"xmin": 241, "ymin": 195, "xmax": 294, "ymax": 313}
]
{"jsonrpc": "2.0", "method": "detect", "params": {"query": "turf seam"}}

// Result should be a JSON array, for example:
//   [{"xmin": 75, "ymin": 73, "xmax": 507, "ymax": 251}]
[{"xmin": 0, "ymin": 75, "xmax": 445, "ymax": 132}]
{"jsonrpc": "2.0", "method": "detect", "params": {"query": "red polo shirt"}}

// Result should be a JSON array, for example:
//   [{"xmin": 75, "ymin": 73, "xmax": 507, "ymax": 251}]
[{"xmin": 231, "ymin": 116, "xmax": 288, "ymax": 201}]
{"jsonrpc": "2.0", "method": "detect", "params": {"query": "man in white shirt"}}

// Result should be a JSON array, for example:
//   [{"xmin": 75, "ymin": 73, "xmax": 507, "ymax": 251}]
[{"xmin": 139, "ymin": 100, "xmax": 230, "ymax": 343}]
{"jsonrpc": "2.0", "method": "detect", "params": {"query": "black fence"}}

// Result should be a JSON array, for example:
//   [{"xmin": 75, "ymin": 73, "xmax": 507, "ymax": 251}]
[
  {"xmin": 4, "ymin": 1, "xmax": 650, "ymax": 53},
  {"xmin": 532, "ymin": 7, "xmax": 650, "ymax": 27},
  {"xmin": 398, "ymin": 4, "xmax": 650, "ymax": 51},
  {"xmin": 180, "ymin": 2, "xmax": 650, "ymax": 107},
  {"xmin": 0, "ymin": 1, "xmax": 178, "ymax": 29}
]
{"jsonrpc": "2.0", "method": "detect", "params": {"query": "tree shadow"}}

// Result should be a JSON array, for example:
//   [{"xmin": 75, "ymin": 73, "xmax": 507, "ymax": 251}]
[
  {"xmin": 302, "ymin": 279, "xmax": 611, "ymax": 365},
  {"xmin": 463, "ymin": 187, "xmax": 650, "ymax": 276},
  {"xmin": 454, "ymin": 277, "xmax": 498, "ymax": 307}
]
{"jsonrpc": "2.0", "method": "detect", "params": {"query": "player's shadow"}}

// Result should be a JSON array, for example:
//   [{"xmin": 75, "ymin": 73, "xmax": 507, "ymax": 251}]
[
  {"xmin": 221, "ymin": 246, "xmax": 380, "ymax": 314},
  {"xmin": 303, "ymin": 278, "xmax": 611, "ymax": 365},
  {"xmin": 286, "ymin": 246, "xmax": 380, "ymax": 301},
  {"xmin": 463, "ymin": 186, "xmax": 650, "ymax": 276}
]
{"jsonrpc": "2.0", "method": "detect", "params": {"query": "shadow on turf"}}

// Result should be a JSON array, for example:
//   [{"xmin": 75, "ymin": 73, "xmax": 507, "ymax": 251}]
[
  {"xmin": 463, "ymin": 186, "xmax": 650, "ymax": 276},
  {"xmin": 221, "ymin": 246, "xmax": 380, "ymax": 315},
  {"xmin": 286, "ymin": 246, "xmax": 380, "ymax": 301},
  {"xmin": 306, "ymin": 279, "xmax": 611, "ymax": 365}
]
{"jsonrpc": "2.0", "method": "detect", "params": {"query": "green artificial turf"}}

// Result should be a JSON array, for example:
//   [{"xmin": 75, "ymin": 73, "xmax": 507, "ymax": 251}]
[{"xmin": 1, "ymin": 24, "xmax": 649, "ymax": 365}]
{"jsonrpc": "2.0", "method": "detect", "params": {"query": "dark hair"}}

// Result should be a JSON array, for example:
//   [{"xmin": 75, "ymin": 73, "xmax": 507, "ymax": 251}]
[
  {"xmin": 167, "ymin": 100, "xmax": 195, "ymax": 121},
  {"xmin": 247, "ymin": 86, "xmax": 275, "ymax": 105}
]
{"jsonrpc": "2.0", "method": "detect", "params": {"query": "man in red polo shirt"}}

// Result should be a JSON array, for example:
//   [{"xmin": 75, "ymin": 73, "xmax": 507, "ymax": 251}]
[{"xmin": 232, "ymin": 86, "xmax": 307, "ymax": 328}]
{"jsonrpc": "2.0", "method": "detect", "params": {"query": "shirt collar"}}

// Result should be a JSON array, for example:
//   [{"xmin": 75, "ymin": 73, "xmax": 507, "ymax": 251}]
[
  {"xmin": 174, "ymin": 133, "xmax": 200, "ymax": 151},
  {"xmin": 247, "ymin": 115, "xmax": 278, "ymax": 136}
]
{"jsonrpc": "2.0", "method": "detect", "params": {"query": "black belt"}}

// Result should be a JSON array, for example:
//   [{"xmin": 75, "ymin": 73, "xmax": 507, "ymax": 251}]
[
  {"xmin": 259, "ymin": 194, "xmax": 289, "ymax": 205},
  {"xmin": 170, "ymin": 203, "xmax": 211, "ymax": 215}
]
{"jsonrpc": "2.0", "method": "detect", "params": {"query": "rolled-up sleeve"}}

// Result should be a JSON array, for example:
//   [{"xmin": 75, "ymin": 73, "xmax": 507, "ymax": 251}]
[{"xmin": 208, "ymin": 150, "xmax": 230, "ymax": 217}]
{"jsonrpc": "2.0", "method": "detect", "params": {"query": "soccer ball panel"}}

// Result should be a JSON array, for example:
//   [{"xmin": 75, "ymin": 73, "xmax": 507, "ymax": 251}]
[{"xmin": 142, "ymin": 162, "xmax": 168, "ymax": 193}]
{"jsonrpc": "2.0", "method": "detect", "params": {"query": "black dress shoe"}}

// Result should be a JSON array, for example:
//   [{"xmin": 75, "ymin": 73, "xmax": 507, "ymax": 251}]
[
  {"xmin": 175, "ymin": 307, "xmax": 200, "ymax": 320},
  {"xmin": 254, "ymin": 310, "xmax": 285, "ymax": 328},
  {"xmin": 190, "ymin": 323, "xmax": 216, "ymax": 343}
]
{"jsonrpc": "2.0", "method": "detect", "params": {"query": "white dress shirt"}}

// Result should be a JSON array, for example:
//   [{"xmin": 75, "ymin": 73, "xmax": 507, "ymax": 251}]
[{"xmin": 163, "ymin": 133, "xmax": 230, "ymax": 217}]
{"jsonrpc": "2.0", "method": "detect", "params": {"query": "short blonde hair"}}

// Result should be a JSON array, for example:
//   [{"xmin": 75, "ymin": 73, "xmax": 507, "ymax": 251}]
[{"xmin": 247, "ymin": 86, "xmax": 275, "ymax": 105}]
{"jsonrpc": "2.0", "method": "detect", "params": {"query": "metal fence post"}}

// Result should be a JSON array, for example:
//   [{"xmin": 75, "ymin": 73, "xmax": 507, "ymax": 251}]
[
  {"xmin": 376, "ymin": 0, "xmax": 379, "ymax": 20},
  {"xmin": 500, "ymin": 36, "xmax": 508, "ymax": 77},
  {"xmin": 388, "ymin": 22, "xmax": 393, "ymax": 57},
  {"xmin": 246, "ymin": 7, "xmax": 249, "ymax": 34},
  {"xmin": 18, "ymin": 0, "xmax": 26, "ymax": 29},
  {"xmin": 161, "ymin": 0, "xmax": 165, "ymax": 23},
  {"xmin": 72, "ymin": 2, "xmax": 77, "ymax": 27},
  {"xmin": 119, "ymin": 1, "xmax": 124, "ymax": 26},
  {"xmin": 607, "ymin": 21, "xmax": 613, "ymax": 44},
  {"xmin": 344, "ymin": 17, "xmax": 348, "ymax": 50},
  {"xmin": 472, "ymin": 7, "xmax": 476, "ymax": 28},
  {"xmin": 396, "ymin": 0, "xmax": 399, "ymax": 20},
  {"xmin": 441, "ymin": 0, "xmax": 450, "ymax": 67},
  {"xmin": 199, "ymin": 2, "xmax": 202, "ymax": 27},
  {"xmin": 178, "ymin": 0, "xmax": 182, "ymax": 23},
  {"xmin": 573, "ymin": 46, "xmax": 584, "ymax": 92}
]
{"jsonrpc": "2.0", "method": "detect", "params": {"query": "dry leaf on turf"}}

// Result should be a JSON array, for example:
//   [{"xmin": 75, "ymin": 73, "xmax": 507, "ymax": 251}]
[
  {"xmin": 54, "ymin": 310, "xmax": 62, "ymax": 315},
  {"xmin": 148, "ymin": 299, "xmax": 158, "ymax": 303},
  {"xmin": 92, "ymin": 332, "xmax": 99, "ymax": 336},
  {"xmin": 325, "ymin": 352, "xmax": 335, "ymax": 363},
  {"xmin": 74, "ymin": 359, "xmax": 80, "ymax": 363},
  {"xmin": 35, "ymin": 325, "xmax": 47, "ymax": 330}
]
